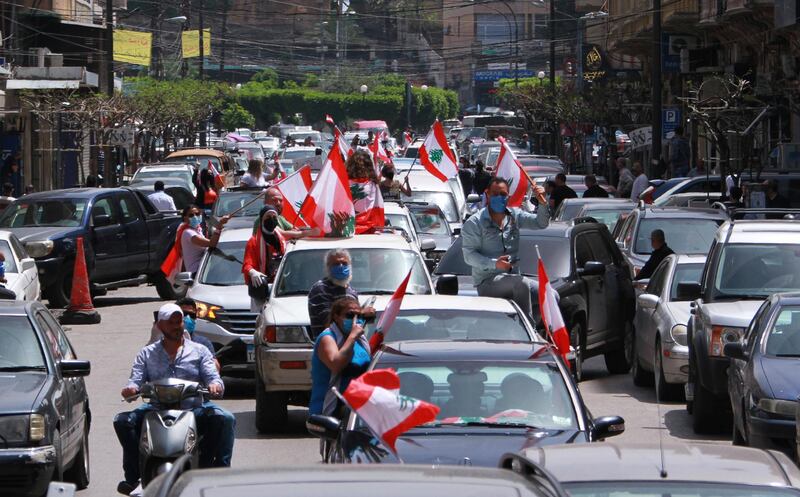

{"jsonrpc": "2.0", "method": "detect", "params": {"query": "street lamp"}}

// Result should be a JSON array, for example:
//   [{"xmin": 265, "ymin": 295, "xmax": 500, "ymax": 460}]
[
  {"xmin": 537, "ymin": 70, "xmax": 546, "ymax": 80},
  {"xmin": 360, "ymin": 84, "xmax": 368, "ymax": 114},
  {"xmin": 421, "ymin": 84, "xmax": 429, "ymax": 91}
]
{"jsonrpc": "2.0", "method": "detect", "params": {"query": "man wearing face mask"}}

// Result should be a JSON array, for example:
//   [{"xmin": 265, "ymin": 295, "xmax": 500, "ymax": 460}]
[
  {"xmin": 146, "ymin": 298, "xmax": 221, "ymax": 371},
  {"xmin": 243, "ymin": 209, "xmax": 286, "ymax": 312},
  {"xmin": 307, "ymin": 249, "xmax": 376, "ymax": 339},
  {"xmin": 253, "ymin": 187, "xmax": 317, "ymax": 240},
  {"xmin": 461, "ymin": 177, "xmax": 549, "ymax": 320}
]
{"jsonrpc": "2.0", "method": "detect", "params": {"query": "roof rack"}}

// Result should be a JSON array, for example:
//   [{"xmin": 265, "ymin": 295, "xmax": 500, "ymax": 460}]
[{"xmin": 499, "ymin": 453, "xmax": 571, "ymax": 497}]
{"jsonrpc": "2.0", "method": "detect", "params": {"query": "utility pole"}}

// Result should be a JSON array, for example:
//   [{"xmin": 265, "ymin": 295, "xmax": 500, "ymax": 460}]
[
  {"xmin": 198, "ymin": 0, "xmax": 205, "ymax": 81},
  {"xmin": 105, "ymin": 0, "xmax": 114, "ymax": 96},
  {"xmin": 549, "ymin": 0, "xmax": 557, "ymax": 155},
  {"xmin": 651, "ymin": 0, "xmax": 662, "ymax": 177},
  {"xmin": 219, "ymin": 0, "xmax": 229, "ymax": 81},
  {"xmin": 150, "ymin": 4, "xmax": 162, "ymax": 79}
]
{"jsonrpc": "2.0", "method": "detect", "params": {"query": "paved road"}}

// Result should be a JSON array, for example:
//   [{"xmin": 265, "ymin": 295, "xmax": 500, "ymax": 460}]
[{"xmin": 64, "ymin": 286, "xmax": 726, "ymax": 497}]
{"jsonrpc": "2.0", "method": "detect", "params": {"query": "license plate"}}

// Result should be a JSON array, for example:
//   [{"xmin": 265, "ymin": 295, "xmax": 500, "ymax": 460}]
[{"xmin": 246, "ymin": 344, "xmax": 255, "ymax": 363}]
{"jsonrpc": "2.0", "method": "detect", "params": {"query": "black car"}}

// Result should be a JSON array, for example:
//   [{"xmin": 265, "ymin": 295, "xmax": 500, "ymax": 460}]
[
  {"xmin": 724, "ymin": 292, "xmax": 800, "ymax": 455},
  {"xmin": 0, "ymin": 301, "xmax": 91, "ymax": 496},
  {"xmin": 434, "ymin": 221, "xmax": 636, "ymax": 380},
  {"xmin": 308, "ymin": 340, "xmax": 625, "ymax": 466}
]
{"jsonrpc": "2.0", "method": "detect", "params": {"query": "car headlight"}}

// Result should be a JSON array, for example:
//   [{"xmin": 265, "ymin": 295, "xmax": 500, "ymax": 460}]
[
  {"xmin": 757, "ymin": 399, "xmax": 797, "ymax": 419},
  {"xmin": 670, "ymin": 324, "xmax": 688, "ymax": 347},
  {"xmin": 0, "ymin": 415, "xmax": 33, "ymax": 443},
  {"xmin": 196, "ymin": 301, "xmax": 222, "ymax": 320},
  {"xmin": 29, "ymin": 414, "xmax": 45, "ymax": 442},
  {"xmin": 708, "ymin": 326, "xmax": 744, "ymax": 357},
  {"xmin": 262, "ymin": 325, "xmax": 308, "ymax": 343},
  {"xmin": 23, "ymin": 241, "xmax": 54, "ymax": 258}
]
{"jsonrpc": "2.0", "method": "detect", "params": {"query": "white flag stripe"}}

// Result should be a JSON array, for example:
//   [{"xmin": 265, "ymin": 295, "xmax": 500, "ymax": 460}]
[{"xmin": 357, "ymin": 386, "xmax": 420, "ymax": 436}]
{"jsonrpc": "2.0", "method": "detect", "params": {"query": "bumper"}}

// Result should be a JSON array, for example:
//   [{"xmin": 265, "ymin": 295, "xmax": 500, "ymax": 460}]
[
  {"xmin": 34, "ymin": 257, "xmax": 65, "ymax": 288},
  {"xmin": 0, "ymin": 445, "xmax": 56, "ymax": 497},
  {"xmin": 661, "ymin": 342, "xmax": 689, "ymax": 384},
  {"xmin": 749, "ymin": 414, "xmax": 796, "ymax": 450},
  {"xmin": 195, "ymin": 319, "xmax": 254, "ymax": 377},
  {"xmin": 257, "ymin": 345, "xmax": 312, "ymax": 393}
]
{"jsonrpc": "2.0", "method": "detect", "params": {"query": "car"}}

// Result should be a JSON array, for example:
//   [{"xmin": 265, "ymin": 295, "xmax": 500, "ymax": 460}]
[
  {"xmin": 308, "ymin": 340, "xmax": 624, "ymax": 465},
  {"xmin": 128, "ymin": 179, "xmax": 195, "ymax": 211},
  {"xmin": 546, "ymin": 174, "xmax": 613, "ymax": 198},
  {"xmin": 433, "ymin": 220, "xmax": 636, "ymax": 381},
  {"xmin": 253, "ymin": 234, "xmax": 434, "ymax": 432},
  {"xmin": 207, "ymin": 189, "xmax": 264, "ymax": 236},
  {"xmin": 287, "ymin": 130, "xmax": 323, "ymax": 145},
  {"xmin": 0, "ymin": 230, "xmax": 40, "ymax": 301},
  {"xmin": 572, "ymin": 200, "xmax": 636, "ymax": 232},
  {"xmin": 725, "ymin": 292, "xmax": 800, "ymax": 455},
  {"xmin": 501, "ymin": 442, "xmax": 800, "ymax": 497},
  {"xmin": 656, "ymin": 173, "xmax": 800, "ymax": 208},
  {"xmin": 383, "ymin": 201, "xmax": 420, "ymax": 248},
  {"xmin": 654, "ymin": 191, "xmax": 724, "ymax": 207},
  {"xmin": 553, "ymin": 198, "xmax": 633, "ymax": 224},
  {"xmin": 163, "ymin": 148, "xmax": 234, "ymax": 182},
  {"xmin": 279, "ymin": 146, "xmax": 319, "ymax": 173},
  {"xmin": 612, "ymin": 206, "xmax": 727, "ymax": 278},
  {"xmin": 632, "ymin": 254, "xmax": 706, "ymax": 400},
  {"xmin": 0, "ymin": 188, "xmax": 182, "ymax": 307},
  {"xmin": 402, "ymin": 172, "xmax": 466, "ymax": 232},
  {"xmin": 130, "ymin": 164, "xmax": 196, "ymax": 196},
  {"xmin": 142, "ymin": 462, "xmax": 555, "ymax": 497},
  {"xmin": 650, "ymin": 176, "xmax": 688, "ymax": 199},
  {"xmin": 407, "ymin": 202, "xmax": 455, "ymax": 260},
  {"xmin": 0, "ymin": 301, "xmax": 91, "ymax": 496},
  {"xmin": 229, "ymin": 141, "xmax": 266, "ymax": 164},
  {"xmin": 680, "ymin": 212, "xmax": 800, "ymax": 434}
]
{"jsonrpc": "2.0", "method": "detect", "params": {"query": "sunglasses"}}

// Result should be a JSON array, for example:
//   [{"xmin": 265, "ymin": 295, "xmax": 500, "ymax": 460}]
[{"xmin": 344, "ymin": 312, "xmax": 362, "ymax": 319}]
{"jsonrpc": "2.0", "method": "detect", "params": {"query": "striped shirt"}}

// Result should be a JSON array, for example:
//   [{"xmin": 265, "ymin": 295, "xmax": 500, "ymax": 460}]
[{"xmin": 307, "ymin": 277, "xmax": 359, "ymax": 338}]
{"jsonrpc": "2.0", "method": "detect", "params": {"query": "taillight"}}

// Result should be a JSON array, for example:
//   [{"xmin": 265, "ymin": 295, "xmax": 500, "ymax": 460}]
[
  {"xmin": 263, "ymin": 326, "xmax": 277, "ymax": 343},
  {"xmin": 708, "ymin": 326, "xmax": 744, "ymax": 357},
  {"xmin": 279, "ymin": 361, "xmax": 306, "ymax": 369}
]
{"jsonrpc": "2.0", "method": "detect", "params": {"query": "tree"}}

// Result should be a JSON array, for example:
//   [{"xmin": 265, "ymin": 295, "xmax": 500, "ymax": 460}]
[
  {"xmin": 250, "ymin": 68, "xmax": 279, "ymax": 88},
  {"xmin": 221, "ymin": 103, "xmax": 256, "ymax": 131}
]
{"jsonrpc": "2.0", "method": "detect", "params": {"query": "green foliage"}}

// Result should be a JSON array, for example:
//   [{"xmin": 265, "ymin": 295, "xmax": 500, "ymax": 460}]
[
  {"xmin": 302, "ymin": 73, "xmax": 321, "ymax": 88},
  {"xmin": 221, "ymin": 103, "xmax": 255, "ymax": 131},
  {"xmin": 250, "ymin": 68, "xmax": 279, "ymax": 88},
  {"xmin": 282, "ymin": 80, "xmax": 299, "ymax": 89}
]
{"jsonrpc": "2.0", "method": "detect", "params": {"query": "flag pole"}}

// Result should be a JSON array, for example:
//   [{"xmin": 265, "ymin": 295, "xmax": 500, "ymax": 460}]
[
  {"xmin": 226, "ymin": 190, "xmax": 266, "ymax": 218},
  {"xmin": 330, "ymin": 387, "xmax": 405, "ymax": 463}
]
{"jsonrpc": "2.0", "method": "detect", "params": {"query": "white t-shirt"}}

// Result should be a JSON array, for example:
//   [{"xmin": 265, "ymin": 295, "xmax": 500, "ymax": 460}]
[
  {"xmin": 181, "ymin": 227, "xmax": 206, "ymax": 273},
  {"xmin": 148, "ymin": 191, "xmax": 176, "ymax": 211},
  {"xmin": 630, "ymin": 174, "xmax": 649, "ymax": 200},
  {"xmin": 240, "ymin": 173, "xmax": 266, "ymax": 188}
]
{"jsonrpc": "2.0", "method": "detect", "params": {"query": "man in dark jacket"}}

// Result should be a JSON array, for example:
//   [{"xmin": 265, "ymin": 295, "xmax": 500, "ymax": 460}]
[
  {"xmin": 636, "ymin": 229, "xmax": 674, "ymax": 280},
  {"xmin": 583, "ymin": 174, "xmax": 610, "ymax": 198}
]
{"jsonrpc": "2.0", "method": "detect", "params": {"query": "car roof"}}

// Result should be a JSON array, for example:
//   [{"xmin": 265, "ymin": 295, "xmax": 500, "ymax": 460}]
[
  {"xmin": 15, "ymin": 188, "xmax": 129, "ymax": 200},
  {"xmin": 136, "ymin": 164, "xmax": 192, "ymax": 171},
  {"xmin": 772, "ymin": 292, "xmax": 800, "ymax": 305},
  {"xmin": 519, "ymin": 221, "xmax": 573, "ymax": 239},
  {"xmin": 562, "ymin": 198, "xmax": 633, "ymax": 207},
  {"xmin": 282, "ymin": 146, "xmax": 318, "ymax": 152},
  {"xmin": 379, "ymin": 340, "xmax": 552, "ymax": 362},
  {"xmin": 384, "ymin": 202, "xmax": 408, "ymax": 215},
  {"xmin": 637, "ymin": 206, "xmax": 728, "ymax": 219},
  {"xmin": 406, "ymin": 173, "xmax": 455, "ymax": 192},
  {"xmin": 516, "ymin": 442, "xmax": 800, "ymax": 487},
  {"xmin": 0, "ymin": 300, "xmax": 36, "ymax": 315},
  {"xmin": 167, "ymin": 149, "xmax": 225, "ymax": 158},
  {"xmin": 673, "ymin": 254, "xmax": 707, "ymax": 264},
  {"xmin": 218, "ymin": 227, "xmax": 254, "ymax": 243},
  {"xmin": 287, "ymin": 234, "xmax": 416, "ymax": 252},
  {"xmin": 721, "ymin": 220, "xmax": 800, "ymax": 244}
]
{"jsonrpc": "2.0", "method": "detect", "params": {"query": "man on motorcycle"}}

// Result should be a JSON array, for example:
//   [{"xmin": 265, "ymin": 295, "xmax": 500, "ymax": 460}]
[{"xmin": 113, "ymin": 303, "xmax": 235, "ymax": 495}]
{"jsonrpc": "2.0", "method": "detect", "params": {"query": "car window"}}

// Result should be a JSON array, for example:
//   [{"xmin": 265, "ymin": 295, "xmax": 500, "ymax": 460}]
[
  {"xmin": 560, "ymin": 203, "xmax": 584, "ymax": 221},
  {"xmin": 35, "ymin": 312, "xmax": 64, "ymax": 362},
  {"xmin": 583, "ymin": 208, "xmax": 627, "ymax": 232},
  {"xmin": 92, "ymin": 197, "xmax": 118, "ymax": 225},
  {"xmin": 634, "ymin": 218, "xmax": 720, "ymax": 255},
  {"xmin": 619, "ymin": 213, "xmax": 636, "ymax": 247},
  {"xmin": 117, "ymin": 194, "xmax": 141, "ymax": 224},
  {"xmin": 585, "ymin": 231, "xmax": 614, "ymax": 265},
  {"xmin": 574, "ymin": 233, "xmax": 594, "ymax": 267},
  {"xmin": 669, "ymin": 263, "xmax": 704, "ymax": 301},
  {"xmin": 40, "ymin": 311, "xmax": 76, "ymax": 360},
  {"xmin": 713, "ymin": 244, "xmax": 800, "ymax": 299},
  {"xmin": 199, "ymin": 241, "xmax": 246, "ymax": 286},
  {"xmin": 384, "ymin": 214, "xmax": 415, "ymax": 240},
  {"xmin": 366, "ymin": 309, "xmax": 532, "ymax": 342},
  {"xmin": 646, "ymin": 261, "xmax": 668, "ymax": 295},
  {"xmin": 10, "ymin": 235, "xmax": 28, "ymax": 261},
  {"xmin": 0, "ymin": 316, "xmax": 46, "ymax": 369},
  {"xmin": 410, "ymin": 207, "xmax": 449, "ymax": 236},
  {"xmin": 746, "ymin": 300, "xmax": 772, "ymax": 354},
  {"xmin": 213, "ymin": 192, "xmax": 263, "ymax": 217},
  {"xmin": 0, "ymin": 240, "xmax": 17, "ymax": 272},
  {"xmin": 401, "ymin": 191, "xmax": 459, "ymax": 223},
  {"xmin": 765, "ymin": 306, "xmax": 800, "ymax": 356},
  {"xmin": 0, "ymin": 199, "xmax": 87, "ymax": 228}
]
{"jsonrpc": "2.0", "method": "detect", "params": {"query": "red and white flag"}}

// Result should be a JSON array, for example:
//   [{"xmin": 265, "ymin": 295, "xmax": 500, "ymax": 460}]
[
  {"xmin": 351, "ymin": 178, "xmax": 385, "ymax": 234},
  {"xmin": 369, "ymin": 133, "xmax": 393, "ymax": 173},
  {"xmin": 419, "ymin": 120, "xmax": 458, "ymax": 182},
  {"xmin": 342, "ymin": 369, "xmax": 440, "ymax": 452},
  {"xmin": 275, "ymin": 165, "xmax": 313, "ymax": 227},
  {"xmin": 298, "ymin": 147, "xmax": 355, "ymax": 237},
  {"xmin": 334, "ymin": 126, "xmax": 353, "ymax": 160},
  {"xmin": 494, "ymin": 136, "xmax": 530, "ymax": 207},
  {"xmin": 160, "ymin": 223, "xmax": 190, "ymax": 284},
  {"xmin": 538, "ymin": 253, "xmax": 570, "ymax": 367},
  {"xmin": 403, "ymin": 131, "xmax": 413, "ymax": 148},
  {"xmin": 369, "ymin": 268, "xmax": 412, "ymax": 353},
  {"xmin": 208, "ymin": 160, "xmax": 225, "ymax": 189},
  {"xmin": 325, "ymin": 114, "xmax": 335, "ymax": 125}
]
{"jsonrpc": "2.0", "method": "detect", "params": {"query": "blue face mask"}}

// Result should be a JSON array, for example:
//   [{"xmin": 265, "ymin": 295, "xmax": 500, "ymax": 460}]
[
  {"xmin": 489, "ymin": 194, "xmax": 508, "ymax": 213},
  {"xmin": 183, "ymin": 315, "xmax": 196, "ymax": 334},
  {"xmin": 188, "ymin": 215, "xmax": 202, "ymax": 228},
  {"xmin": 330, "ymin": 263, "xmax": 351, "ymax": 281},
  {"xmin": 341, "ymin": 317, "xmax": 365, "ymax": 334}
]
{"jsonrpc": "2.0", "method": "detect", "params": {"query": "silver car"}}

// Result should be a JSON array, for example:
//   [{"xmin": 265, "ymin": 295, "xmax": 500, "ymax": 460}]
[{"xmin": 632, "ymin": 254, "xmax": 705, "ymax": 401}]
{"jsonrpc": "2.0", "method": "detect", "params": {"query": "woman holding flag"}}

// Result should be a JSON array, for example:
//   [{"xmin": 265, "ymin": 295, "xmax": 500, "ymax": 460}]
[
  {"xmin": 160, "ymin": 205, "xmax": 230, "ymax": 284},
  {"xmin": 243, "ymin": 208, "xmax": 286, "ymax": 312}
]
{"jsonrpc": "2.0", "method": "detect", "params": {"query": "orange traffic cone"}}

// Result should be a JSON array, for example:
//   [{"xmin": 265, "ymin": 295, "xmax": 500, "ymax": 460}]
[{"xmin": 59, "ymin": 237, "xmax": 101, "ymax": 325}]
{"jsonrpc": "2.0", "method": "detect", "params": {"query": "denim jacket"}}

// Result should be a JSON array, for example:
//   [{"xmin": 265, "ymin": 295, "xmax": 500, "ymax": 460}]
[{"xmin": 461, "ymin": 205, "xmax": 549, "ymax": 286}]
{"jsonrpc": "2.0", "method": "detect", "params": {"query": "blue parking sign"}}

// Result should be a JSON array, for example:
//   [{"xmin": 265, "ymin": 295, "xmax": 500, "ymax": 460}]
[{"xmin": 662, "ymin": 107, "xmax": 681, "ymax": 138}]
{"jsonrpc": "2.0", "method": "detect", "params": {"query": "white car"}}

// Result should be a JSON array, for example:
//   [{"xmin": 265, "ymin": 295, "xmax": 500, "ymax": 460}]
[
  {"xmin": 131, "ymin": 164, "xmax": 196, "ymax": 196},
  {"xmin": 0, "ymin": 231, "xmax": 40, "ymax": 300},
  {"xmin": 253, "ymin": 233, "xmax": 434, "ymax": 432},
  {"xmin": 401, "ymin": 171, "xmax": 467, "ymax": 233}
]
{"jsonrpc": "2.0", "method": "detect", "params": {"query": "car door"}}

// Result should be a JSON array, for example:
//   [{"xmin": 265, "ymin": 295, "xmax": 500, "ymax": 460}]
[
  {"xmin": 574, "ymin": 231, "xmax": 606, "ymax": 346},
  {"xmin": 90, "ymin": 195, "xmax": 127, "ymax": 281},
  {"xmin": 116, "ymin": 192, "xmax": 149, "ymax": 274},
  {"xmin": 734, "ymin": 301, "xmax": 771, "ymax": 429},
  {"xmin": 637, "ymin": 262, "xmax": 668, "ymax": 370},
  {"xmin": 9, "ymin": 235, "xmax": 36, "ymax": 299},
  {"xmin": 585, "ymin": 230, "xmax": 621, "ymax": 341}
]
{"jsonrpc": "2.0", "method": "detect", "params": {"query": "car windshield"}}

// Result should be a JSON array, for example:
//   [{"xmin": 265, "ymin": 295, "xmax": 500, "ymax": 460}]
[
  {"xmin": 557, "ymin": 202, "xmax": 585, "ymax": 221},
  {"xmin": 713, "ymin": 244, "xmax": 800, "ymax": 299},
  {"xmin": 435, "ymin": 236, "xmax": 571, "ymax": 279},
  {"xmin": 765, "ymin": 306, "xmax": 800, "ymax": 356},
  {"xmin": 363, "ymin": 361, "xmax": 576, "ymax": 430},
  {"xmin": 582, "ymin": 207, "xmax": 629, "ymax": 231},
  {"xmin": 565, "ymin": 482, "xmax": 800, "ymax": 497},
  {"xmin": 199, "ymin": 241, "xmax": 246, "ymax": 286},
  {"xmin": 401, "ymin": 191, "xmax": 458, "ymax": 223},
  {"xmin": 366, "ymin": 309, "xmax": 531, "ymax": 342},
  {"xmin": 134, "ymin": 170, "xmax": 192, "ymax": 184},
  {"xmin": 0, "ymin": 241, "xmax": 16, "ymax": 272},
  {"xmin": 213, "ymin": 192, "xmax": 263, "ymax": 217},
  {"xmin": 165, "ymin": 155, "xmax": 222, "ymax": 171},
  {"xmin": 634, "ymin": 218, "xmax": 721, "ymax": 255},
  {"xmin": 403, "ymin": 147, "xmax": 419, "ymax": 159},
  {"xmin": 385, "ymin": 214, "xmax": 414, "ymax": 239},
  {"xmin": 275, "ymin": 248, "xmax": 431, "ymax": 296},
  {"xmin": 283, "ymin": 149, "xmax": 316, "ymax": 160},
  {"xmin": 457, "ymin": 128, "xmax": 487, "ymax": 141},
  {"xmin": 0, "ymin": 199, "xmax": 87, "ymax": 228},
  {"xmin": 670, "ymin": 263, "xmax": 704, "ymax": 301},
  {"xmin": 0, "ymin": 316, "xmax": 46, "ymax": 369},
  {"xmin": 410, "ymin": 207, "xmax": 450, "ymax": 236}
]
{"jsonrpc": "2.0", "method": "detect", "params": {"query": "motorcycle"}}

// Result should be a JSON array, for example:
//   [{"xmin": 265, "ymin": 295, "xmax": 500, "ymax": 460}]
[{"xmin": 133, "ymin": 378, "xmax": 207, "ymax": 487}]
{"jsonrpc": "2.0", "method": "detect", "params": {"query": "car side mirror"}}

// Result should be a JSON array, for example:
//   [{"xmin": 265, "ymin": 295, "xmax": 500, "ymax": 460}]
[
  {"xmin": 20, "ymin": 258, "xmax": 36, "ymax": 272},
  {"xmin": 577, "ymin": 261, "xmax": 605, "ymax": 277},
  {"xmin": 466, "ymin": 193, "xmax": 481, "ymax": 204},
  {"xmin": 175, "ymin": 272, "xmax": 194, "ymax": 286},
  {"xmin": 591, "ymin": 415, "xmax": 625, "ymax": 440},
  {"xmin": 676, "ymin": 282, "xmax": 701, "ymax": 301},
  {"xmin": 637, "ymin": 293, "xmax": 660, "ymax": 309},
  {"xmin": 93, "ymin": 214, "xmax": 112, "ymax": 227},
  {"xmin": 420, "ymin": 238, "xmax": 436, "ymax": 252},
  {"xmin": 306, "ymin": 414, "xmax": 340, "ymax": 440},
  {"xmin": 59, "ymin": 360, "xmax": 91, "ymax": 378},
  {"xmin": 435, "ymin": 274, "xmax": 459, "ymax": 295},
  {"xmin": 452, "ymin": 227, "xmax": 461, "ymax": 236},
  {"xmin": 724, "ymin": 342, "xmax": 749, "ymax": 361}
]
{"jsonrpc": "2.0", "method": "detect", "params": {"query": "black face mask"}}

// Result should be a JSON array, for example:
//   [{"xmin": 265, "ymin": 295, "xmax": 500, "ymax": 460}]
[{"xmin": 262, "ymin": 217, "xmax": 279, "ymax": 233}]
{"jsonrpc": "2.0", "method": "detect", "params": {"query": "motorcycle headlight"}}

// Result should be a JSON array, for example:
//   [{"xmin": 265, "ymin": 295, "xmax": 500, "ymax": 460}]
[
  {"xmin": 154, "ymin": 384, "xmax": 184, "ymax": 405},
  {"xmin": 0, "ymin": 415, "xmax": 33, "ymax": 443},
  {"xmin": 196, "ymin": 301, "xmax": 222, "ymax": 320},
  {"xmin": 184, "ymin": 428, "xmax": 197, "ymax": 453},
  {"xmin": 670, "ymin": 324, "xmax": 688, "ymax": 347},
  {"xmin": 23, "ymin": 241, "xmax": 54, "ymax": 258}
]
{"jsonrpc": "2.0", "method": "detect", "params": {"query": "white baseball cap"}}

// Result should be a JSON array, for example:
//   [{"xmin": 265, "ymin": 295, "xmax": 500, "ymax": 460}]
[{"xmin": 157, "ymin": 303, "xmax": 183, "ymax": 322}]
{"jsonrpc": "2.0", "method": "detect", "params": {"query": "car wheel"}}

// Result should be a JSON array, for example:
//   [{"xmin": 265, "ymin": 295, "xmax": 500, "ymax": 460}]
[
  {"xmin": 569, "ymin": 322, "xmax": 584, "ymax": 383},
  {"xmin": 255, "ymin": 373, "xmax": 288, "ymax": 433},
  {"xmin": 654, "ymin": 338, "xmax": 682, "ymax": 402},
  {"xmin": 605, "ymin": 321, "xmax": 634, "ymax": 375},
  {"xmin": 52, "ymin": 429, "xmax": 64, "ymax": 482},
  {"xmin": 630, "ymin": 331, "xmax": 654, "ymax": 387},
  {"xmin": 150, "ymin": 272, "xmax": 177, "ymax": 301},
  {"xmin": 64, "ymin": 421, "xmax": 90, "ymax": 489},
  {"xmin": 692, "ymin": 381, "xmax": 722, "ymax": 434},
  {"xmin": 44, "ymin": 273, "xmax": 72, "ymax": 308}
]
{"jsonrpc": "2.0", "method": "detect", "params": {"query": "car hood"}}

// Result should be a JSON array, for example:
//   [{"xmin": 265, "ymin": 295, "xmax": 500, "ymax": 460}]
[
  {"xmin": 701, "ymin": 300, "xmax": 764, "ymax": 328},
  {"xmin": 221, "ymin": 217, "xmax": 256, "ymax": 231},
  {"xmin": 344, "ymin": 427, "xmax": 585, "ymax": 466},
  {"xmin": 0, "ymin": 372, "xmax": 48, "ymax": 413},
  {"xmin": 188, "ymin": 283, "xmax": 250, "ymax": 310},
  {"xmin": 5, "ymin": 226, "xmax": 79, "ymax": 243},
  {"xmin": 758, "ymin": 356, "xmax": 800, "ymax": 400}
]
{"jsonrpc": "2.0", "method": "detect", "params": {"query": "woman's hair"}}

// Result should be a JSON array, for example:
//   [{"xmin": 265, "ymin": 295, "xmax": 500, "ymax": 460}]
[
  {"xmin": 325, "ymin": 296, "xmax": 358, "ymax": 328},
  {"xmin": 381, "ymin": 166, "xmax": 394, "ymax": 180},
  {"xmin": 346, "ymin": 150, "xmax": 378, "ymax": 183},
  {"xmin": 181, "ymin": 205, "xmax": 197, "ymax": 219},
  {"xmin": 248, "ymin": 159, "xmax": 263, "ymax": 175},
  {"xmin": 199, "ymin": 168, "xmax": 214, "ymax": 187}
]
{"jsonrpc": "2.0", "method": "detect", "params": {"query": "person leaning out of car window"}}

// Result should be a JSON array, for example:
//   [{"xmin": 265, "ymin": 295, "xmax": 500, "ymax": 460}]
[
  {"xmin": 243, "ymin": 209, "xmax": 286, "ymax": 312},
  {"xmin": 180, "ymin": 205, "xmax": 231, "ymax": 275}
]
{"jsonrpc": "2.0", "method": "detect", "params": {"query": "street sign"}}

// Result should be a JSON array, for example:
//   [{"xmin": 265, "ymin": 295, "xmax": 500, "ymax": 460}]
[
  {"xmin": 662, "ymin": 107, "xmax": 681, "ymax": 138},
  {"xmin": 474, "ymin": 69, "xmax": 534, "ymax": 81},
  {"xmin": 106, "ymin": 126, "xmax": 134, "ymax": 147},
  {"xmin": 628, "ymin": 126, "xmax": 652, "ymax": 150}
]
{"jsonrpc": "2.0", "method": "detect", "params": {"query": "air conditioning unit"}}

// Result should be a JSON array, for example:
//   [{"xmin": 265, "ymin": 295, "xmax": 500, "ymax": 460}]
[{"xmin": 668, "ymin": 35, "xmax": 699, "ymax": 56}]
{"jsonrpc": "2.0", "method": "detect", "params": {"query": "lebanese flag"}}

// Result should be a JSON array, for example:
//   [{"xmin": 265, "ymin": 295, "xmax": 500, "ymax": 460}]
[
  {"xmin": 343, "ymin": 369, "xmax": 440, "ymax": 452},
  {"xmin": 351, "ymin": 179, "xmax": 385, "ymax": 234},
  {"xmin": 325, "ymin": 114, "xmax": 335, "ymax": 125},
  {"xmin": 538, "ymin": 257, "xmax": 571, "ymax": 367},
  {"xmin": 275, "ymin": 165, "xmax": 313, "ymax": 227},
  {"xmin": 403, "ymin": 131, "xmax": 413, "ymax": 148},
  {"xmin": 494, "ymin": 136, "xmax": 530, "ymax": 207},
  {"xmin": 419, "ymin": 120, "xmax": 458, "ymax": 182},
  {"xmin": 160, "ymin": 223, "xmax": 189, "ymax": 284},
  {"xmin": 368, "ymin": 134, "xmax": 393, "ymax": 174},
  {"xmin": 369, "ymin": 268, "xmax": 412, "ymax": 353},
  {"xmin": 298, "ymin": 147, "xmax": 355, "ymax": 237},
  {"xmin": 208, "ymin": 160, "xmax": 225, "ymax": 189},
  {"xmin": 334, "ymin": 126, "xmax": 353, "ymax": 160}
]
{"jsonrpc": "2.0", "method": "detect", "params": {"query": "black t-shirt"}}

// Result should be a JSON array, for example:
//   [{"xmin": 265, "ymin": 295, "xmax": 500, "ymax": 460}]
[
  {"xmin": 473, "ymin": 171, "xmax": 492, "ymax": 194},
  {"xmin": 583, "ymin": 184, "xmax": 610, "ymax": 198},
  {"xmin": 551, "ymin": 184, "xmax": 578, "ymax": 209}
]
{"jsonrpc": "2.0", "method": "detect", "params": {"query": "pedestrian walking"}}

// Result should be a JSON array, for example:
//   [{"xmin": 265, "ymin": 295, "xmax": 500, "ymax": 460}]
[
  {"xmin": 148, "ymin": 181, "xmax": 177, "ymax": 211},
  {"xmin": 630, "ymin": 162, "xmax": 649, "ymax": 201},
  {"xmin": 613, "ymin": 158, "xmax": 634, "ymax": 198},
  {"xmin": 583, "ymin": 174, "xmax": 610, "ymax": 198}
]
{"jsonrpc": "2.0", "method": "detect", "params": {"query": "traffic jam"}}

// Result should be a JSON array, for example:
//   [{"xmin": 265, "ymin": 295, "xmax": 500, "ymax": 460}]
[{"xmin": 1, "ymin": 117, "xmax": 800, "ymax": 497}]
